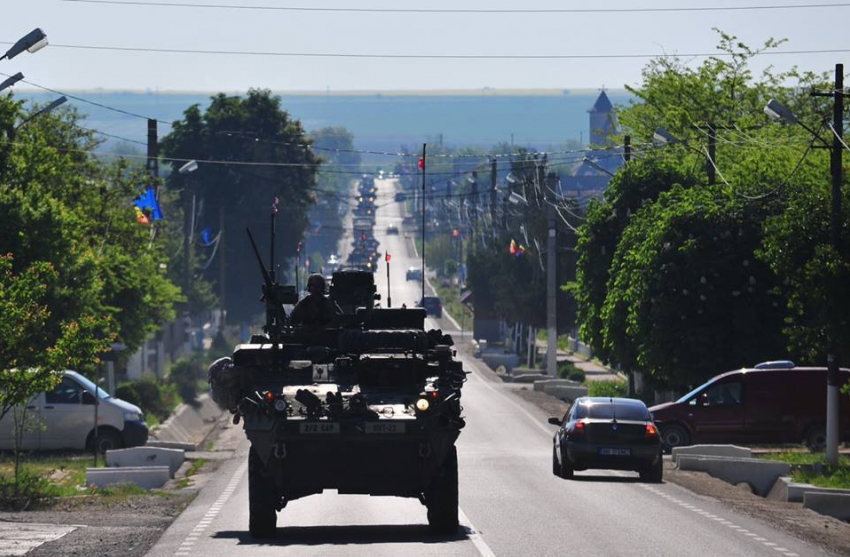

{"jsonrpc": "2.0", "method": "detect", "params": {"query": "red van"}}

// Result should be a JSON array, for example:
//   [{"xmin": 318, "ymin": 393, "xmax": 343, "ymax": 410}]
[{"xmin": 649, "ymin": 362, "xmax": 850, "ymax": 451}]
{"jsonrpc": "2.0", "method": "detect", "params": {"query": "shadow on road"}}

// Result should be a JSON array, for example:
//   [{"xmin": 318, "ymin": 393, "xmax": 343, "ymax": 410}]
[
  {"xmin": 213, "ymin": 524, "xmax": 472, "ymax": 546},
  {"xmin": 568, "ymin": 474, "xmax": 654, "ymax": 484}
]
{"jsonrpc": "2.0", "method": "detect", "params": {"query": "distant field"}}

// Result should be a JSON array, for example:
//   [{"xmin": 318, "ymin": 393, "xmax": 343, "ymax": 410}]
[{"xmin": 14, "ymin": 89, "xmax": 633, "ymax": 161}]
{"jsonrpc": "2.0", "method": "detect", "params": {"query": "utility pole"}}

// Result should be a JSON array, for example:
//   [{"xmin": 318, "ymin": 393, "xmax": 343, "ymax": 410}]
[
  {"xmin": 219, "ymin": 205, "xmax": 227, "ymax": 330},
  {"xmin": 146, "ymin": 119, "xmax": 158, "ymax": 195},
  {"xmin": 490, "ymin": 158, "xmax": 497, "ymax": 231},
  {"xmin": 813, "ymin": 63, "xmax": 844, "ymax": 466},
  {"xmin": 183, "ymin": 182, "xmax": 193, "ymax": 301},
  {"xmin": 624, "ymin": 134, "xmax": 631, "ymax": 163},
  {"xmin": 546, "ymin": 171, "xmax": 558, "ymax": 376},
  {"xmin": 421, "ymin": 143, "xmax": 426, "ymax": 303},
  {"xmin": 470, "ymin": 171, "xmax": 478, "ymax": 251},
  {"xmin": 386, "ymin": 252, "xmax": 392, "ymax": 308},
  {"xmin": 707, "ymin": 122, "xmax": 717, "ymax": 186}
]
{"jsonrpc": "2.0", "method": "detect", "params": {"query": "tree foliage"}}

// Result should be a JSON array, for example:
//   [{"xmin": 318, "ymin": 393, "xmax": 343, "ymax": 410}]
[{"xmin": 160, "ymin": 89, "xmax": 319, "ymax": 322}]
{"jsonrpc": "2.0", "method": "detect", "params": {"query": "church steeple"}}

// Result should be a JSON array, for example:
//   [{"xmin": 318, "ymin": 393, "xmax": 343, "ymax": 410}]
[{"xmin": 588, "ymin": 90, "xmax": 617, "ymax": 146}]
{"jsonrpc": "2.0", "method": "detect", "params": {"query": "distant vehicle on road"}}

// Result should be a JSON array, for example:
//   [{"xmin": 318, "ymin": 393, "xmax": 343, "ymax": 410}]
[
  {"xmin": 395, "ymin": 192, "xmax": 407, "ymax": 202},
  {"xmin": 386, "ymin": 225, "xmax": 399, "ymax": 235},
  {"xmin": 650, "ymin": 363, "xmax": 850, "ymax": 452},
  {"xmin": 418, "ymin": 296, "xmax": 442, "ymax": 318},
  {"xmin": 550, "ymin": 397, "xmax": 662, "ymax": 482},
  {"xmin": 0, "ymin": 370, "xmax": 148, "ymax": 453},
  {"xmin": 327, "ymin": 254, "xmax": 340, "ymax": 267},
  {"xmin": 406, "ymin": 267, "xmax": 422, "ymax": 281}
]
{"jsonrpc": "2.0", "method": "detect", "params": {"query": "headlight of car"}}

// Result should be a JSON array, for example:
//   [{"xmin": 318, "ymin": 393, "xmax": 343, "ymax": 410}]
[{"xmin": 124, "ymin": 411, "xmax": 143, "ymax": 422}]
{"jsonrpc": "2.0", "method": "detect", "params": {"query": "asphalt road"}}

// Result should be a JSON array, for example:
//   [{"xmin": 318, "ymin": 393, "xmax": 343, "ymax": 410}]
[{"xmin": 146, "ymin": 178, "xmax": 827, "ymax": 557}]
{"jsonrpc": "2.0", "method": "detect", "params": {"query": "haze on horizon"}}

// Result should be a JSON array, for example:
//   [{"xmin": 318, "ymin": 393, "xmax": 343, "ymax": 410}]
[{"xmin": 1, "ymin": 0, "xmax": 846, "ymax": 94}]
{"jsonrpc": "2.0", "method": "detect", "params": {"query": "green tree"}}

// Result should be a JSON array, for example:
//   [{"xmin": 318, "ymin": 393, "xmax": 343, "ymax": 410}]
[{"xmin": 160, "ymin": 89, "xmax": 320, "ymax": 322}]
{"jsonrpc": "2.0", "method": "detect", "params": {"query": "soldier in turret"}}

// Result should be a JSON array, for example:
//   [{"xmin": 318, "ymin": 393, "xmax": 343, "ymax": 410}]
[{"xmin": 290, "ymin": 273, "xmax": 342, "ymax": 327}]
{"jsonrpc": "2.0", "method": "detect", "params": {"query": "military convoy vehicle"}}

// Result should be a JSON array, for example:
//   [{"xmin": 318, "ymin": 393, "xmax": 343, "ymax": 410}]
[{"xmin": 209, "ymin": 221, "xmax": 467, "ymax": 538}]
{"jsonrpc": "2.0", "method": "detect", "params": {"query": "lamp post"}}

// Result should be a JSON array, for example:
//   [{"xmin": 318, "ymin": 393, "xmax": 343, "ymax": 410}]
[
  {"xmin": 1, "ymin": 29, "xmax": 48, "ymax": 61},
  {"xmin": 763, "ymin": 63, "xmax": 846, "ymax": 466},
  {"xmin": 0, "ymin": 72, "xmax": 23, "ymax": 94},
  {"xmin": 179, "ymin": 160, "xmax": 198, "ymax": 305}
]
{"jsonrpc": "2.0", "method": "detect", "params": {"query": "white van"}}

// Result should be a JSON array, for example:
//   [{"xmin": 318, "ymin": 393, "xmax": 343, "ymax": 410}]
[{"xmin": 0, "ymin": 370, "xmax": 148, "ymax": 452}]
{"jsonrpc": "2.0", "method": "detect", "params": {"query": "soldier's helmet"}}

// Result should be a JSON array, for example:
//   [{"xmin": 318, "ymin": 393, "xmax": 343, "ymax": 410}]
[{"xmin": 307, "ymin": 273, "xmax": 326, "ymax": 293}]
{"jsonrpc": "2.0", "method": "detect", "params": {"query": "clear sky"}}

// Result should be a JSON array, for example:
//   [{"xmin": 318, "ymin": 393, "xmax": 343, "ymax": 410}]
[{"xmin": 1, "ymin": 0, "xmax": 846, "ymax": 93}]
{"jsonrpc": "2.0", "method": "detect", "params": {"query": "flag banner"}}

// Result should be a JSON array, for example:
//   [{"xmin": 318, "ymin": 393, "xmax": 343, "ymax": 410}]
[
  {"xmin": 133, "ymin": 187, "xmax": 164, "ymax": 221},
  {"xmin": 201, "ymin": 227, "xmax": 213, "ymax": 246}
]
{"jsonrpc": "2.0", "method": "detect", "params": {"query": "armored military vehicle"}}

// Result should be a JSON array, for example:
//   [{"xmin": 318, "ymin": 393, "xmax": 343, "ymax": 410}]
[{"xmin": 210, "ymin": 224, "xmax": 467, "ymax": 538}]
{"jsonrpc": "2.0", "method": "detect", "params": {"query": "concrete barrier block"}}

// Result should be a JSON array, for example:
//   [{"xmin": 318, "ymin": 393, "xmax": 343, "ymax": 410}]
[
  {"xmin": 533, "ymin": 379, "xmax": 582, "ymax": 393},
  {"xmin": 86, "ymin": 466, "xmax": 170, "ymax": 489},
  {"xmin": 677, "ymin": 455, "xmax": 790, "ymax": 496},
  {"xmin": 803, "ymin": 492, "xmax": 850, "ymax": 521},
  {"xmin": 105, "ymin": 446, "xmax": 185, "ymax": 478},
  {"xmin": 146, "ymin": 440, "xmax": 196, "ymax": 452},
  {"xmin": 512, "ymin": 373, "xmax": 552, "ymax": 384},
  {"xmin": 672, "ymin": 444, "xmax": 752, "ymax": 466}
]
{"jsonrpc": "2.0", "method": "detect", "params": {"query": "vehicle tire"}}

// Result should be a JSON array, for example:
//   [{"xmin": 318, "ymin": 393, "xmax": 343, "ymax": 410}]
[
  {"xmin": 427, "ymin": 446, "xmax": 459, "ymax": 535},
  {"xmin": 92, "ymin": 428, "xmax": 123, "ymax": 453},
  {"xmin": 639, "ymin": 456, "xmax": 663, "ymax": 483},
  {"xmin": 248, "ymin": 447, "xmax": 277, "ymax": 538},
  {"xmin": 661, "ymin": 424, "xmax": 691, "ymax": 452},
  {"xmin": 559, "ymin": 454, "xmax": 574, "ymax": 480},
  {"xmin": 804, "ymin": 425, "xmax": 827, "ymax": 452},
  {"xmin": 552, "ymin": 447, "xmax": 560, "ymax": 477}
]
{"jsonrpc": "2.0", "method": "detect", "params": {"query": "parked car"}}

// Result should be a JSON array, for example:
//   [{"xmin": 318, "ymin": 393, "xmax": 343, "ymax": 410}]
[
  {"xmin": 418, "ymin": 296, "xmax": 442, "ymax": 318},
  {"xmin": 549, "ymin": 397, "xmax": 663, "ymax": 482},
  {"xmin": 0, "ymin": 370, "xmax": 148, "ymax": 453},
  {"xmin": 406, "ymin": 267, "xmax": 423, "ymax": 281},
  {"xmin": 386, "ymin": 225, "xmax": 399, "ymax": 235},
  {"xmin": 649, "ymin": 362, "xmax": 850, "ymax": 451}
]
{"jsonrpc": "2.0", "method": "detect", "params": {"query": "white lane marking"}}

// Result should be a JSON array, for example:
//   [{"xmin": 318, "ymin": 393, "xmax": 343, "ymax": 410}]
[
  {"xmin": 458, "ymin": 507, "xmax": 497, "ymax": 557},
  {"xmin": 0, "ymin": 523, "xmax": 80, "ymax": 556},
  {"xmin": 172, "ymin": 460, "xmax": 248, "ymax": 556}
]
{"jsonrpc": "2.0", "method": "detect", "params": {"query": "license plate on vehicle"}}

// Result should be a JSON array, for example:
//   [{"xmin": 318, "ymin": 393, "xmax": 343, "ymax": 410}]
[
  {"xmin": 365, "ymin": 422, "xmax": 406, "ymax": 434},
  {"xmin": 299, "ymin": 422, "xmax": 340, "ymax": 435},
  {"xmin": 599, "ymin": 448, "xmax": 630, "ymax": 456}
]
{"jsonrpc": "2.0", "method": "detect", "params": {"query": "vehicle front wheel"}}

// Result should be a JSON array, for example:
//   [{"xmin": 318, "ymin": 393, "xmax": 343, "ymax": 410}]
[
  {"xmin": 552, "ymin": 447, "xmax": 560, "ymax": 477},
  {"xmin": 92, "ymin": 428, "xmax": 123, "ymax": 454},
  {"xmin": 248, "ymin": 447, "xmax": 278, "ymax": 538},
  {"xmin": 639, "ymin": 456, "xmax": 663, "ymax": 483},
  {"xmin": 660, "ymin": 424, "xmax": 691, "ymax": 452},
  {"xmin": 426, "ymin": 446, "xmax": 459, "ymax": 535}
]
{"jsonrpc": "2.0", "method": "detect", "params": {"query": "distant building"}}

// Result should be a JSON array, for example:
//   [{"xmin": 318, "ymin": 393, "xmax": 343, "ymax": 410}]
[{"xmin": 560, "ymin": 90, "xmax": 624, "ymax": 198}]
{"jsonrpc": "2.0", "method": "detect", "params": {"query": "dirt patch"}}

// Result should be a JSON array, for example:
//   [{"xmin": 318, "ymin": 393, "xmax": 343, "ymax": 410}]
[
  {"xmin": 664, "ymin": 465, "xmax": 850, "ymax": 555},
  {"xmin": 0, "ymin": 492, "xmax": 195, "ymax": 557}
]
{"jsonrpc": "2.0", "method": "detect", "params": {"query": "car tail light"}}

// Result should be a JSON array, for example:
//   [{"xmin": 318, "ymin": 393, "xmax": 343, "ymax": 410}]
[
  {"xmin": 646, "ymin": 424, "xmax": 658, "ymax": 438},
  {"xmin": 569, "ymin": 420, "xmax": 586, "ymax": 439}
]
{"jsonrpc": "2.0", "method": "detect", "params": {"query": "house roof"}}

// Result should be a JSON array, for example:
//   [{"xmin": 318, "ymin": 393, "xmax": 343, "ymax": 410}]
[{"xmin": 588, "ymin": 90, "xmax": 613, "ymax": 114}]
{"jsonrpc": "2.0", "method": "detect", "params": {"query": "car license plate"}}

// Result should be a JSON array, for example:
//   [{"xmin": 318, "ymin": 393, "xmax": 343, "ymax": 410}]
[
  {"xmin": 599, "ymin": 448, "xmax": 630, "ymax": 456},
  {"xmin": 365, "ymin": 422, "xmax": 406, "ymax": 434},
  {"xmin": 299, "ymin": 422, "xmax": 340, "ymax": 435}
]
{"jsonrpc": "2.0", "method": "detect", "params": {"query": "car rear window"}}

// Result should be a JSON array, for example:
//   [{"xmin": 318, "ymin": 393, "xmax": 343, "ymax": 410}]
[{"xmin": 575, "ymin": 402, "xmax": 650, "ymax": 421}]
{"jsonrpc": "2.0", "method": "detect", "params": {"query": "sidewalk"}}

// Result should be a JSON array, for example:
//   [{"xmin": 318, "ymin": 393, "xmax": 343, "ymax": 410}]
[{"xmin": 535, "ymin": 338, "xmax": 622, "ymax": 382}]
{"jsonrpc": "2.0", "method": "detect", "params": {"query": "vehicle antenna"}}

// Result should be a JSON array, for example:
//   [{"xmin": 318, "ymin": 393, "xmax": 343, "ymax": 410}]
[{"xmin": 270, "ymin": 196, "xmax": 278, "ymax": 283}]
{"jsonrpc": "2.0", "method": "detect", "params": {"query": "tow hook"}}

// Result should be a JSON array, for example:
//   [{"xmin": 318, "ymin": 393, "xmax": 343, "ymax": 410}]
[
  {"xmin": 418, "ymin": 442, "xmax": 432, "ymax": 459},
  {"xmin": 274, "ymin": 442, "xmax": 287, "ymax": 459}
]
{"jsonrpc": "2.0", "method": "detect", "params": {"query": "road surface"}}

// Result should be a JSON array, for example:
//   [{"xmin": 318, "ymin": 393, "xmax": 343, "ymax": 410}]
[{"xmin": 146, "ymin": 178, "xmax": 826, "ymax": 557}]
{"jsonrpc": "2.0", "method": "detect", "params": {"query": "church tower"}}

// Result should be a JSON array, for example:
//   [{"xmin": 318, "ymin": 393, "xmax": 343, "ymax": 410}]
[{"xmin": 588, "ymin": 90, "xmax": 617, "ymax": 146}]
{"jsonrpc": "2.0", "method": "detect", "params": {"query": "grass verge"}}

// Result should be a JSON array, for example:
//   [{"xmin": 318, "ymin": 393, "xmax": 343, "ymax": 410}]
[{"xmin": 759, "ymin": 452, "xmax": 850, "ymax": 490}]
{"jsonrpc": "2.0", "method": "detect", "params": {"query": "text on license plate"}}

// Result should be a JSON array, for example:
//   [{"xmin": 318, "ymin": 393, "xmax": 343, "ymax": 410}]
[
  {"xmin": 299, "ymin": 422, "xmax": 340, "ymax": 434},
  {"xmin": 365, "ymin": 422, "xmax": 406, "ymax": 434},
  {"xmin": 599, "ymin": 448, "xmax": 630, "ymax": 456}
]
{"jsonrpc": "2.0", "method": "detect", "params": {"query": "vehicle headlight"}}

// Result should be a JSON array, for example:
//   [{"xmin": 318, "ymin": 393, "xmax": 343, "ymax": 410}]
[
  {"xmin": 124, "ymin": 411, "xmax": 143, "ymax": 422},
  {"xmin": 415, "ymin": 398, "xmax": 430, "ymax": 412}
]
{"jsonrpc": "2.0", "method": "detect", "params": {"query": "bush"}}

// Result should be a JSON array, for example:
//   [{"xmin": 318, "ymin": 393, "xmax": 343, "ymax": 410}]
[
  {"xmin": 558, "ymin": 362, "xmax": 585, "ymax": 382},
  {"xmin": 115, "ymin": 377, "xmax": 179, "ymax": 422},
  {"xmin": 0, "ymin": 467, "xmax": 59, "ymax": 510},
  {"xmin": 586, "ymin": 380, "xmax": 628, "ymax": 398},
  {"xmin": 169, "ymin": 353, "xmax": 205, "ymax": 405}
]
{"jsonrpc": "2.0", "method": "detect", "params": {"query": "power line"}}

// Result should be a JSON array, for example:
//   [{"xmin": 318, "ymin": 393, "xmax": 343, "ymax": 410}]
[
  {"xmin": 60, "ymin": 0, "xmax": 850, "ymax": 14},
  {"xmin": 4, "ymin": 41, "xmax": 849, "ymax": 60}
]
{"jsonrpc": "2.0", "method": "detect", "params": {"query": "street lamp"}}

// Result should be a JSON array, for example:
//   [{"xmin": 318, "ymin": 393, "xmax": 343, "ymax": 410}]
[
  {"xmin": 179, "ymin": 159, "xmax": 198, "ymax": 303},
  {"xmin": 179, "ymin": 159, "xmax": 198, "ymax": 174},
  {"xmin": 1, "ymin": 28, "xmax": 48, "ymax": 61},
  {"xmin": 763, "ymin": 65, "xmax": 845, "ymax": 466},
  {"xmin": 582, "ymin": 156, "xmax": 615, "ymax": 177},
  {"xmin": 0, "ymin": 72, "xmax": 23, "ymax": 94}
]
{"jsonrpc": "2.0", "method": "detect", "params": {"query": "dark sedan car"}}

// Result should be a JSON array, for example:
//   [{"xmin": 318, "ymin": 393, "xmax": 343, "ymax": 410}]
[
  {"xmin": 418, "ymin": 296, "xmax": 442, "ymax": 318},
  {"xmin": 549, "ymin": 397, "xmax": 663, "ymax": 482}
]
